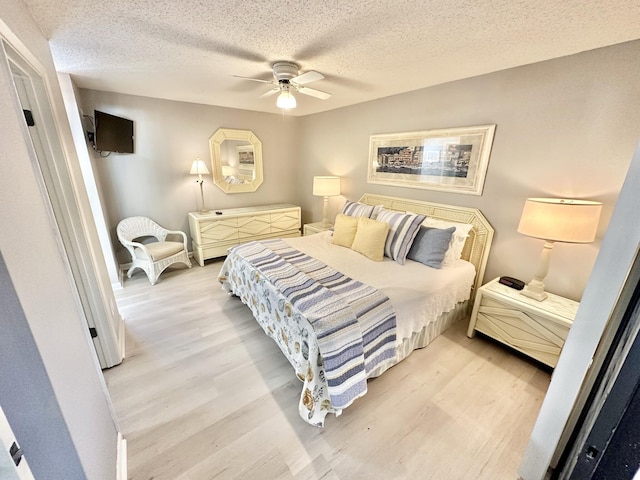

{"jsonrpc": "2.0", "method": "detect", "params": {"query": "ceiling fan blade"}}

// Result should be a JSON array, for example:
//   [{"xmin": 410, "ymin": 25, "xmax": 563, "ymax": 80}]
[
  {"xmin": 259, "ymin": 87, "xmax": 280, "ymax": 98},
  {"xmin": 297, "ymin": 86, "xmax": 331, "ymax": 100},
  {"xmin": 232, "ymin": 75, "xmax": 275, "ymax": 85},
  {"xmin": 291, "ymin": 70, "xmax": 324, "ymax": 85}
]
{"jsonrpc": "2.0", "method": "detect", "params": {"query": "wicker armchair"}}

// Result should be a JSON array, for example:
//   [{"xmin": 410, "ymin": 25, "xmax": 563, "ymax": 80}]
[{"xmin": 116, "ymin": 216, "xmax": 192, "ymax": 285}]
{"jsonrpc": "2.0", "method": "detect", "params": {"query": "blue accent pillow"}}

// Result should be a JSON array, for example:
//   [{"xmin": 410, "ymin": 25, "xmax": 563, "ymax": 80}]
[{"xmin": 407, "ymin": 226, "xmax": 456, "ymax": 269}]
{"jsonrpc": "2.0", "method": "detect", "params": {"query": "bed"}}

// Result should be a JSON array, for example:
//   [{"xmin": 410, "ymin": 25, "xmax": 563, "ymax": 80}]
[{"xmin": 218, "ymin": 194, "xmax": 493, "ymax": 426}]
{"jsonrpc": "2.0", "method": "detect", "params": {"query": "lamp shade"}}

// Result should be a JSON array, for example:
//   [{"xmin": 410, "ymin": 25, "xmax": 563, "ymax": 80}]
[
  {"xmin": 313, "ymin": 176, "xmax": 341, "ymax": 197},
  {"xmin": 189, "ymin": 158, "xmax": 210, "ymax": 175},
  {"xmin": 221, "ymin": 165, "xmax": 235, "ymax": 177},
  {"xmin": 517, "ymin": 198, "xmax": 602, "ymax": 243}
]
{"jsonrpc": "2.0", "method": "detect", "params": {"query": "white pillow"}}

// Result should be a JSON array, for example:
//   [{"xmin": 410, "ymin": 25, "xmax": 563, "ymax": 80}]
[{"xmin": 422, "ymin": 217, "xmax": 473, "ymax": 266}]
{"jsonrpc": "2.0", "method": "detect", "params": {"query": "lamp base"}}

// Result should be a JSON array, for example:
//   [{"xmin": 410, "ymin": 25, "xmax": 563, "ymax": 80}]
[
  {"xmin": 322, "ymin": 195, "xmax": 330, "ymax": 228},
  {"xmin": 198, "ymin": 180, "xmax": 208, "ymax": 213},
  {"xmin": 520, "ymin": 240, "xmax": 554, "ymax": 302},
  {"xmin": 520, "ymin": 281, "xmax": 548, "ymax": 301}
]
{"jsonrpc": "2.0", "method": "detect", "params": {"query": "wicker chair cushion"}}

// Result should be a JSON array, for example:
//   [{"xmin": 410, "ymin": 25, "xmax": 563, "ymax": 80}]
[{"xmin": 134, "ymin": 241, "xmax": 185, "ymax": 261}]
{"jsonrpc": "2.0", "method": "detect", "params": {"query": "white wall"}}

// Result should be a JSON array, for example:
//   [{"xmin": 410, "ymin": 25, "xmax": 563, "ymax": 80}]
[
  {"xmin": 296, "ymin": 40, "xmax": 640, "ymax": 301},
  {"xmin": 0, "ymin": 2, "xmax": 119, "ymax": 479},
  {"xmin": 80, "ymin": 42, "xmax": 640, "ymax": 301},
  {"xmin": 78, "ymin": 90, "xmax": 300, "ymax": 263}
]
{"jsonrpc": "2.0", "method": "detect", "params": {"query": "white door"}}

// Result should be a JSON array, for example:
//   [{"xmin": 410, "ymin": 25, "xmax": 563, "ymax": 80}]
[
  {"xmin": 5, "ymin": 42, "xmax": 123, "ymax": 368},
  {"xmin": 0, "ymin": 406, "xmax": 34, "ymax": 480}
]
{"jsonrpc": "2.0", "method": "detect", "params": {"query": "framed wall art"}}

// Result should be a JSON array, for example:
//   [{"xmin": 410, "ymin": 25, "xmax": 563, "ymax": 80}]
[{"xmin": 367, "ymin": 124, "xmax": 496, "ymax": 195}]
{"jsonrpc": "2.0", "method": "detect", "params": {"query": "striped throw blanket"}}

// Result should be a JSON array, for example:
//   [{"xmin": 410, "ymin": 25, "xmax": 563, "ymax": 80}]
[{"xmin": 230, "ymin": 239, "xmax": 397, "ymax": 409}]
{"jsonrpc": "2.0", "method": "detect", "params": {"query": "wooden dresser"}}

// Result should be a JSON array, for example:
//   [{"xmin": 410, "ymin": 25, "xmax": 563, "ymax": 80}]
[{"xmin": 188, "ymin": 204, "xmax": 301, "ymax": 266}]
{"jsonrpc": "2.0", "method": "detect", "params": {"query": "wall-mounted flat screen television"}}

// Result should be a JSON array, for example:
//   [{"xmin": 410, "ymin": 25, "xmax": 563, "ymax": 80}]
[{"xmin": 94, "ymin": 110, "xmax": 134, "ymax": 153}]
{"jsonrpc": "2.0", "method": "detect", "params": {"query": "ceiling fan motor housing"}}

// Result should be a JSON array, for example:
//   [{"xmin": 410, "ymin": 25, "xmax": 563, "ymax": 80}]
[{"xmin": 272, "ymin": 61, "xmax": 299, "ymax": 82}]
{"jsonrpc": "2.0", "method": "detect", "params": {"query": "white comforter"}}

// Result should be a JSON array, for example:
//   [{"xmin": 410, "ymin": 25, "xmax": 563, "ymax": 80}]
[{"xmin": 284, "ymin": 231, "xmax": 476, "ymax": 343}]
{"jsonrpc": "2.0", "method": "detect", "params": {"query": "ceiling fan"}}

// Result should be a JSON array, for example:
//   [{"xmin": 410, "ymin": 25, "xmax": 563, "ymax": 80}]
[{"xmin": 234, "ymin": 61, "xmax": 331, "ymax": 109}]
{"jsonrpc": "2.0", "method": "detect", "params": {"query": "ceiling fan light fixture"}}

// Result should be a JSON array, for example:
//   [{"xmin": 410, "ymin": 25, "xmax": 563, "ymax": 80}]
[
  {"xmin": 235, "ymin": 61, "xmax": 330, "ymax": 108},
  {"xmin": 276, "ymin": 86, "xmax": 297, "ymax": 109}
]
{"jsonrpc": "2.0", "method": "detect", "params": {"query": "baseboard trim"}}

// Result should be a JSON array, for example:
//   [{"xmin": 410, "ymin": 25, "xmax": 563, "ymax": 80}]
[
  {"xmin": 118, "ymin": 314, "xmax": 126, "ymax": 360},
  {"xmin": 117, "ymin": 433, "xmax": 127, "ymax": 480}
]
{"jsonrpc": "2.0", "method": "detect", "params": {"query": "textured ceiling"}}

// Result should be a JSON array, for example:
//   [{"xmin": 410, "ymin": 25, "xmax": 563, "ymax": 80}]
[{"xmin": 23, "ymin": 0, "xmax": 640, "ymax": 116}]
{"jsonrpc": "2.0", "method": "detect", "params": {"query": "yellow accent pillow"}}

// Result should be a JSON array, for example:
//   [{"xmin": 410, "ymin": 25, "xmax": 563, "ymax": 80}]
[
  {"xmin": 331, "ymin": 213, "xmax": 359, "ymax": 247},
  {"xmin": 351, "ymin": 217, "xmax": 390, "ymax": 261}
]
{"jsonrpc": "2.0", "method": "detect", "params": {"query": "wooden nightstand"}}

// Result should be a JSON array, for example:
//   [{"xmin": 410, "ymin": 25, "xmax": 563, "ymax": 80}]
[
  {"xmin": 303, "ymin": 222, "xmax": 332, "ymax": 236},
  {"xmin": 467, "ymin": 277, "xmax": 579, "ymax": 368}
]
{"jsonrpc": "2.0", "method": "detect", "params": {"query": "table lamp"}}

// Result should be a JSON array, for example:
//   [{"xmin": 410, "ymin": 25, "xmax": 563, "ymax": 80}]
[
  {"xmin": 189, "ymin": 158, "xmax": 210, "ymax": 212},
  {"xmin": 517, "ymin": 198, "xmax": 602, "ymax": 301},
  {"xmin": 312, "ymin": 176, "xmax": 341, "ymax": 227}
]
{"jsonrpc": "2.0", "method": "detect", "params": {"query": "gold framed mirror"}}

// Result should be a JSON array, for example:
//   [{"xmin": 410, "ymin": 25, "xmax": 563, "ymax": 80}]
[{"xmin": 209, "ymin": 128, "xmax": 263, "ymax": 193}]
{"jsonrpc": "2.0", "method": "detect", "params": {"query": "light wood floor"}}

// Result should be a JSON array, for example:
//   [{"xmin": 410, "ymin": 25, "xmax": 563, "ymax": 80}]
[{"xmin": 105, "ymin": 260, "xmax": 550, "ymax": 480}]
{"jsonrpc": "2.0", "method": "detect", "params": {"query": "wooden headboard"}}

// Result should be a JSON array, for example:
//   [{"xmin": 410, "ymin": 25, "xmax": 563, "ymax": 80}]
[{"xmin": 359, "ymin": 194, "xmax": 494, "ymax": 302}]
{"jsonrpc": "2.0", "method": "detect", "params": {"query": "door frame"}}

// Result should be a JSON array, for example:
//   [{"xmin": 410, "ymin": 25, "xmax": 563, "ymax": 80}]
[
  {"xmin": 558, "ymin": 250, "xmax": 640, "ymax": 478},
  {"xmin": 1, "ymin": 32, "xmax": 124, "ymax": 369}
]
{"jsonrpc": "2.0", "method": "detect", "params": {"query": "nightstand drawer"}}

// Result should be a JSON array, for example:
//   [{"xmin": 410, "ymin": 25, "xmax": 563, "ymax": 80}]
[
  {"xmin": 468, "ymin": 277, "xmax": 578, "ymax": 368},
  {"xmin": 303, "ymin": 222, "xmax": 332, "ymax": 236},
  {"xmin": 475, "ymin": 299, "xmax": 569, "ymax": 368}
]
